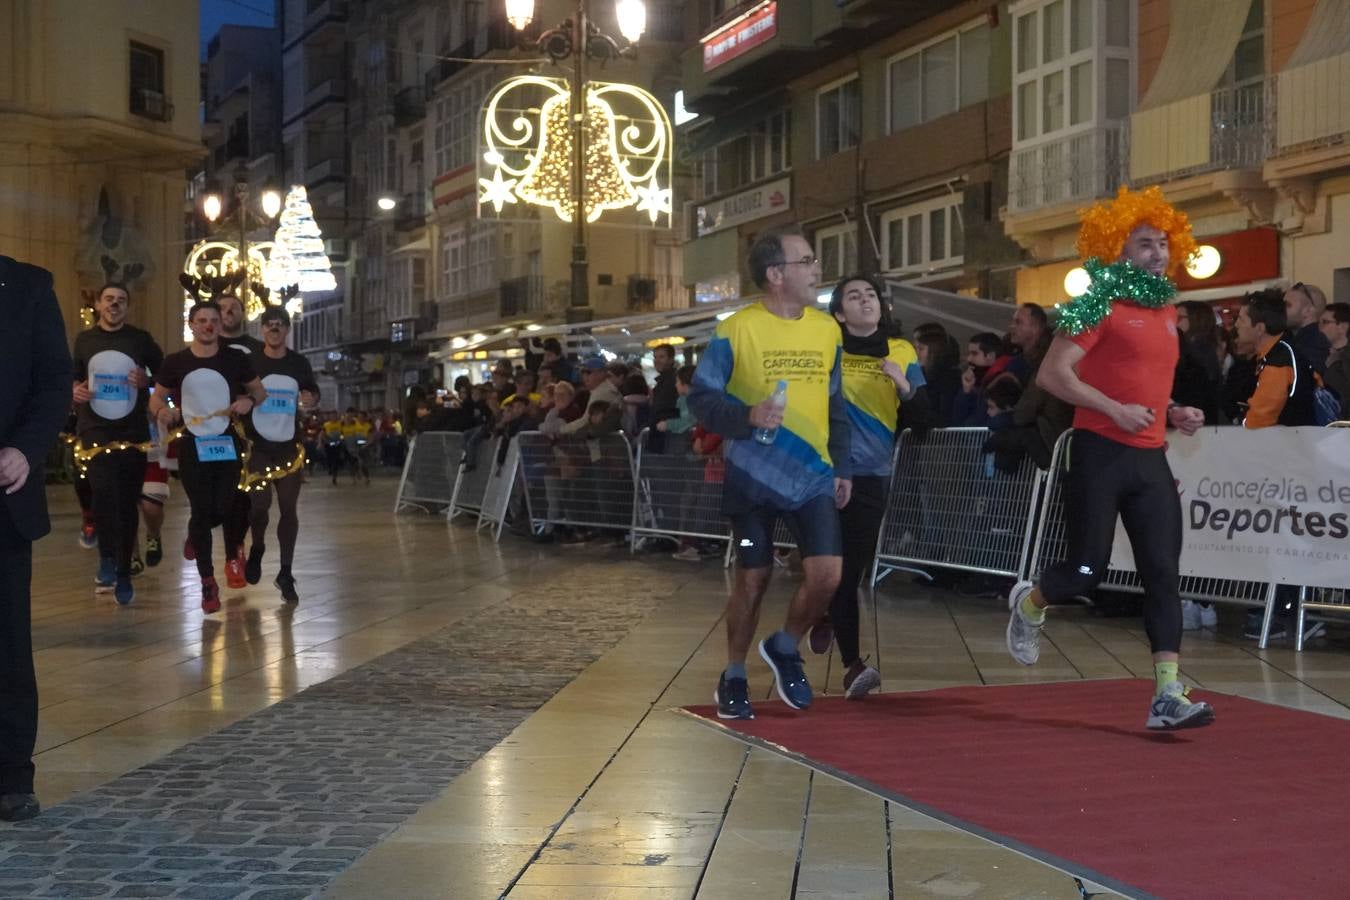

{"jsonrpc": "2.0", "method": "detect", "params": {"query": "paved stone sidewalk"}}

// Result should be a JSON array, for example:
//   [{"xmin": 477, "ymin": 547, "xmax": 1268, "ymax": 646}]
[{"xmin": 0, "ymin": 565, "xmax": 664, "ymax": 899}]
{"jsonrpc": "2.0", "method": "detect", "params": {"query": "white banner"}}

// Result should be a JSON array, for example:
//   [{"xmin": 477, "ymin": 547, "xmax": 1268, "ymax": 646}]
[{"xmin": 1109, "ymin": 427, "xmax": 1350, "ymax": 586}]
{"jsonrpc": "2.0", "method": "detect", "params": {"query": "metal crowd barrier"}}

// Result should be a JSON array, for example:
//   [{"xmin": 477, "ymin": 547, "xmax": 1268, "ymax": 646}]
[
  {"xmin": 477, "ymin": 436, "xmax": 523, "ymax": 541},
  {"xmin": 873, "ymin": 428, "xmax": 1046, "ymax": 585},
  {"xmin": 516, "ymin": 431, "xmax": 637, "ymax": 536},
  {"xmin": 393, "ymin": 432, "xmax": 464, "ymax": 514},
  {"xmin": 448, "ymin": 433, "xmax": 499, "ymax": 522},
  {"xmin": 630, "ymin": 429, "xmax": 732, "ymax": 551}
]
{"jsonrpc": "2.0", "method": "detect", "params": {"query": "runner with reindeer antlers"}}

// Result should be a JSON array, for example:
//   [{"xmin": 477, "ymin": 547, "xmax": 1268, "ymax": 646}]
[
  {"xmin": 148, "ymin": 299, "xmax": 266, "ymax": 614},
  {"xmin": 242, "ymin": 292, "xmax": 318, "ymax": 605}
]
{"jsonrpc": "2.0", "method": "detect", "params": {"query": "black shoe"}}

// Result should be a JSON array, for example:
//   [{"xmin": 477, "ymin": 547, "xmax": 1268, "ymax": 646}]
[
  {"xmin": 1243, "ymin": 610, "xmax": 1288, "ymax": 640},
  {"xmin": 145, "ymin": 536, "xmax": 162, "ymax": 567},
  {"xmin": 0, "ymin": 793, "xmax": 40, "ymax": 822},
  {"xmin": 714, "ymin": 673, "xmax": 754, "ymax": 720},
  {"xmin": 245, "ymin": 546, "xmax": 264, "ymax": 585},
  {"xmin": 275, "ymin": 573, "xmax": 299, "ymax": 604}
]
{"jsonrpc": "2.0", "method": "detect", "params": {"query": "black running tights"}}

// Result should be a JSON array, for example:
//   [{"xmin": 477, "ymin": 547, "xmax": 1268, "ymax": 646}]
[
  {"xmin": 178, "ymin": 437, "xmax": 244, "ymax": 578},
  {"xmin": 87, "ymin": 450, "xmax": 145, "ymax": 578},
  {"xmin": 1038, "ymin": 431, "xmax": 1183, "ymax": 654},
  {"xmin": 829, "ymin": 475, "xmax": 889, "ymax": 667}
]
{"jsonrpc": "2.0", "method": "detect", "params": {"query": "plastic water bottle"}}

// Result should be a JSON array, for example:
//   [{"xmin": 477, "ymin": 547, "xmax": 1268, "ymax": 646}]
[{"xmin": 754, "ymin": 380, "xmax": 788, "ymax": 445}]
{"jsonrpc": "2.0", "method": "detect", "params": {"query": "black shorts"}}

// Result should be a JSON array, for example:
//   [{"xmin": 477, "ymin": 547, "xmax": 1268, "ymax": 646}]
[{"xmin": 726, "ymin": 490, "xmax": 842, "ymax": 569}]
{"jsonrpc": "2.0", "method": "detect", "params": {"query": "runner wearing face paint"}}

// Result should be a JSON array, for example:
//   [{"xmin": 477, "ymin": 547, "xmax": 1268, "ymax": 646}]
[
  {"xmin": 242, "ymin": 307, "xmax": 319, "ymax": 604},
  {"xmin": 148, "ymin": 300, "xmax": 266, "ymax": 614},
  {"xmin": 215, "ymin": 293, "xmax": 264, "ymax": 581},
  {"xmin": 70, "ymin": 283, "xmax": 163, "ymax": 606}
]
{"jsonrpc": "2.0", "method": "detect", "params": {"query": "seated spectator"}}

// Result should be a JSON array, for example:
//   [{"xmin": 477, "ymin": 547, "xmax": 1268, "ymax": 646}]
[{"xmin": 1283, "ymin": 282, "xmax": 1330, "ymax": 375}]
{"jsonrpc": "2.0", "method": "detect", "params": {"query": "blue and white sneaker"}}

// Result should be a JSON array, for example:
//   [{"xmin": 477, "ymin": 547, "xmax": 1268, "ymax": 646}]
[
  {"xmin": 1147, "ymin": 682, "xmax": 1215, "ymax": 730},
  {"xmin": 94, "ymin": 557, "xmax": 116, "ymax": 593},
  {"xmin": 114, "ymin": 577, "xmax": 134, "ymax": 607},
  {"xmin": 758, "ymin": 634, "xmax": 813, "ymax": 710},
  {"xmin": 714, "ymin": 673, "xmax": 754, "ymax": 720}
]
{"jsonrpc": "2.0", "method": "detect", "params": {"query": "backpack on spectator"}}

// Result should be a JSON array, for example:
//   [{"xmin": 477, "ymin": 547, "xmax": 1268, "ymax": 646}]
[{"xmin": 1313, "ymin": 378, "xmax": 1341, "ymax": 427}]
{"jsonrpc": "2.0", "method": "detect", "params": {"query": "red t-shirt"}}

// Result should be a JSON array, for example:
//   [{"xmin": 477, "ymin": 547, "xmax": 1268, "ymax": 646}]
[{"xmin": 1068, "ymin": 304, "xmax": 1179, "ymax": 449}]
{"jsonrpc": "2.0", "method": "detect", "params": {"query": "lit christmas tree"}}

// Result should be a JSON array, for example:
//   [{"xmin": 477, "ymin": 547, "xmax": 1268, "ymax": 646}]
[{"xmin": 273, "ymin": 186, "xmax": 336, "ymax": 292}]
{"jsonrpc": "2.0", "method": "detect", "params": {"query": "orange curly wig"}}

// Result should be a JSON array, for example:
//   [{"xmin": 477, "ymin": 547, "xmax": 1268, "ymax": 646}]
[{"xmin": 1076, "ymin": 185, "xmax": 1198, "ymax": 279}]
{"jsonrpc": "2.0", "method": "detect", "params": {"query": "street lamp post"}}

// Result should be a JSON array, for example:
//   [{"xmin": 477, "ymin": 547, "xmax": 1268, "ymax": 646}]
[
  {"xmin": 201, "ymin": 166, "xmax": 282, "ymax": 313},
  {"xmin": 507, "ymin": 0, "xmax": 646, "ymax": 324}
]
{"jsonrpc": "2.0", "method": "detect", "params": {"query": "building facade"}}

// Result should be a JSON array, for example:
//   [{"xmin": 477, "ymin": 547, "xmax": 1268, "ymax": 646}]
[
  {"xmin": 1007, "ymin": 0, "xmax": 1350, "ymax": 313},
  {"xmin": 0, "ymin": 0, "xmax": 203, "ymax": 347},
  {"xmin": 680, "ymin": 0, "xmax": 1026, "ymax": 315}
]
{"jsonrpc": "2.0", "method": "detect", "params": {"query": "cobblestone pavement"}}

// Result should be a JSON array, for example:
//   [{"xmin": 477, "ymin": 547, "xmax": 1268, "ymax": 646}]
[{"xmin": 0, "ymin": 565, "xmax": 664, "ymax": 899}]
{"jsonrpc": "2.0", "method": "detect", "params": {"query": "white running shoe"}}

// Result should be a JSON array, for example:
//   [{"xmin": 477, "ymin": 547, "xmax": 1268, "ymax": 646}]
[
  {"xmin": 1005, "ymin": 580, "xmax": 1042, "ymax": 666},
  {"xmin": 1200, "ymin": 603, "xmax": 1218, "ymax": 629},
  {"xmin": 1181, "ymin": 599, "xmax": 1202, "ymax": 632},
  {"xmin": 1147, "ymin": 681, "xmax": 1215, "ymax": 730}
]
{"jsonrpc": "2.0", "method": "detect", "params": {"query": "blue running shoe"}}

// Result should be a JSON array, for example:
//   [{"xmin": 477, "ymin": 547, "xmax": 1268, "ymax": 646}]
[
  {"xmin": 758, "ymin": 634, "xmax": 813, "ymax": 710},
  {"xmin": 114, "ymin": 577, "xmax": 134, "ymax": 606},
  {"xmin": 714, "ymin": 673, "xmax": 754, "ymax": 720},
  {"xmin": 94, "ymin": 557, "xmax": 115, "ymax": 593}
]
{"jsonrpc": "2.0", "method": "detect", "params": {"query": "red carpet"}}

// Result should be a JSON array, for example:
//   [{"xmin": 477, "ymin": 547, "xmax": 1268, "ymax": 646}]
[{"xmin": 685, "ymin": 679, "xmax": 1346, "ymax": 899}]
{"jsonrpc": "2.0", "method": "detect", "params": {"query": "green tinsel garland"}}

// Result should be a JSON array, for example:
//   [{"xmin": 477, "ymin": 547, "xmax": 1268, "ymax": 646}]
[{"xmin": 1054, "ymin": 258, "xmax": 1177, "ymax": 336}]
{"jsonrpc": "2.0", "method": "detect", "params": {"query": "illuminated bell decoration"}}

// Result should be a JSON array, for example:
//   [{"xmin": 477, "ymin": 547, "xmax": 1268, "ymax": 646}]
[
  {"xmin": 515, "ymin": 92, "xmax": 636, "ymax": 223},
  {"xmin": 479, "ymin": 75, "xmax": 673, "ymax": 228},
  {"xmin": 182, "ymin": 239, "xmax": 276, "ymax": 320}
]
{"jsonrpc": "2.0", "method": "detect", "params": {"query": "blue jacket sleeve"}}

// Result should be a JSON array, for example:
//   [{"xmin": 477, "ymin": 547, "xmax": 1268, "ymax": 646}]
[
  {"xmin": 826, "ymin": 347, "xmax": 852, "ymax": 481},
  {"xmin": 687, "ymin": 335, "xmax": 752, "ymax": 440},
  {"xmin": 952, "ymin": 388, "xmax": 989, "ymax": 427}
]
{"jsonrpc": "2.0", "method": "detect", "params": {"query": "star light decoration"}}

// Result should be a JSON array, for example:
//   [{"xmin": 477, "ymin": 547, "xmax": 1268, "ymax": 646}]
[{"xmin": 477, "ymin": 75, "xmax": 673, "ymax": 228}]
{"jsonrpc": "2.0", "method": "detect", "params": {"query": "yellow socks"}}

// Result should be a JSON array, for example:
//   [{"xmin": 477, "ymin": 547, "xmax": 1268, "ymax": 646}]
[
  {"xmin": 1154, "ymin": 661, "xmax": 1179, "ymax": 694},
  {"xmin": 1019, "ymin": 591, "xmax": 1046, "ymax": 624}
]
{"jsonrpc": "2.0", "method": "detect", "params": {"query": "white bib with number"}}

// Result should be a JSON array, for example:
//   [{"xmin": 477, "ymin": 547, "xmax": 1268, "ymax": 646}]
[
  {"xmin": 181, "ymin": 368, "xmax": 232, "ymax": 437},
  {"xmin": 254, "ymin": 373, "xmax": 299, "ymax": 443},
  {"xmin": 87, "ymin": 350, "xmax": 137, "ymax": 421}
]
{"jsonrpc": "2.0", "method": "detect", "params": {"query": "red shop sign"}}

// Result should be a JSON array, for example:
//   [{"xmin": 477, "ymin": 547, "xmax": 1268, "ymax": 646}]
[{"xmin": 703, "ymin": 2, "xmax": 778, "ymax": 72}]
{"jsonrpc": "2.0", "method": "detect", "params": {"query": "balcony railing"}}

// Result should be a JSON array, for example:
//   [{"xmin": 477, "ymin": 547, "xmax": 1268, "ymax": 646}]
[
  {"xmin": 1129, "ymin": 81, "xmax": 1273, "ymax": 184},
  {"xmin": 1277, "ymin": 50, "xmax": 1350, "ymax": 152},
  {"xmin": 499, "ymin": 275, "xmax": 546, "ymax": 318},
  {"xmin": 130, "ymin": 88, "xmax": 174, "ymax": 123},
  {"xmin": 305, "ymin": 157, "xmax": 346, "ymax": 184},
  {"xmin": 394, "ymin": 86, "xmax": 426, "ymax": 127},
  {"xmin": 394, "ymin": 193, "xmax": 425, "ymax": 231},
  {"xmin": 1008, "ymin": 124, "xmax": 1126, "ymax": 216},
  {"xmin": 305, "ymin": 77, "xmax": 345, "ymax": 109}
]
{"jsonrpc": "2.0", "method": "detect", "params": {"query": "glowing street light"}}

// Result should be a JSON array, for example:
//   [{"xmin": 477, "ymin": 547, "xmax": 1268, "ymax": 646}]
[{"xmin": 376, "ymin": 195, "xmax": 398, "ymax": 212}]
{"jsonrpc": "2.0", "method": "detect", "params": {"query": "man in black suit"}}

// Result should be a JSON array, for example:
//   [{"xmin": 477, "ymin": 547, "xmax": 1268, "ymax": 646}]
[{"xmin": 0, "ymin": 256, "xmax": 72, "ymax": 822}]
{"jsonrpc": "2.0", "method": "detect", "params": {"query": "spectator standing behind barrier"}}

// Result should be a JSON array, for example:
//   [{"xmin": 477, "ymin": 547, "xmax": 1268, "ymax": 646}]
[
  {"xmin": 1321, "ymin": 302, "xmax": 1348, "ymax": 368},
  {"xmin": 953, "ymin": 332, "xmax": 1018, "ymax": 427},
  {"xmin": 1283, "ymin": 282, "xmax": 1330, "ymax": 375},
  {"xmin": 0, "ymin": 256, "xmax": 71, "ymax": 823},
  {"xmin": 1235, "ymin": 289, "xmax": 1317, "ymax": 429},
  {"xmin": 649, "ymin": 344, "xmax": 679, "ymax": 425},
  {"xmin": 1234, "ymin": 290, "xmax": 1321, "ymax": 641},
  {"xmin": 913, "ymin": 324, "xmax": 960, "ymax": 427},
  {"xmin": 1003, "ymin": 186, "xmax": 1215, "ymax": 731},
  {"xmin": 1173, "ymin": 301, "xmax": 1226, "ymax": 425},
  {"xmin": 1325, "ymin": 305, "xmax": 1350, "ymax": 419},
  {"xmin": 655, "ymin": 366, "xmax": 697, "ymax": 435},
  {"xmin": 983, "ymin": 307, "xmax": 1071, "ymax": 473},
  {"xmin": 562, "ymin": 357, "xmax": 621, "ymax": 435},
  {"xmin": 806, "ymin": 274, "xmax": 924, "ymax": 701},
  {"xmin": 688, "ymin": 224, "xmax": 852, "ymax": 721}
]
